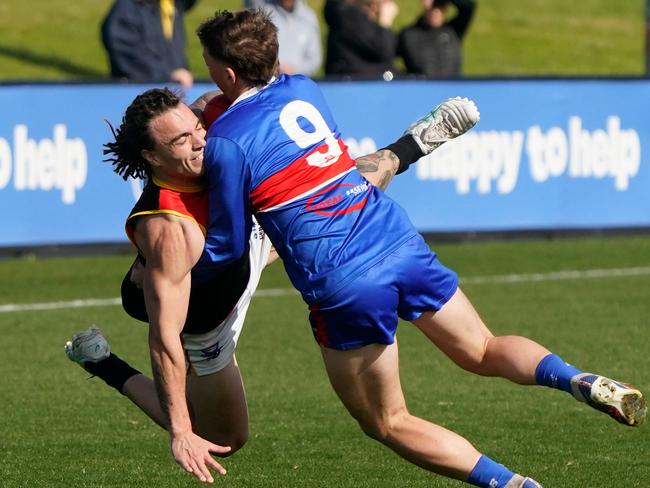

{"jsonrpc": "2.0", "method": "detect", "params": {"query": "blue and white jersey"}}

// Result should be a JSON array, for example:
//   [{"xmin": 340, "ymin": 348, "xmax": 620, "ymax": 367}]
[{"xmin": 201, "ymin": 74, "xmax": 417, "ymax": 303}]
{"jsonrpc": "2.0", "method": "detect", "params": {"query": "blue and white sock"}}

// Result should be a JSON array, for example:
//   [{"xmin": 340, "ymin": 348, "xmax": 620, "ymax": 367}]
[
  {"xmin": 467, "ymin": 455, "xmax": 516, "ymax": 487},
  {"xmin": 534, "ymin": 353, "xmax": 583, "ymax": 394}
]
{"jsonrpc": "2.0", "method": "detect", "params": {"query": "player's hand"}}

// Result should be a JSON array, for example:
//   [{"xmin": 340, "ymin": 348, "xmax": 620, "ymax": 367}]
[
  {"xmin": 188, "ymin": 90, "xmax": 222, "ymax": 112},
  {"xmin": 188, "ymin": 90, "xmax": 222, "ymax": 125},
  {"xmin": 170, "ymin": 68, "xmax": 194, "ymax": 89},
  {"xmin": 170, "ymin": 430, "xmax": 231, "ymax": 483}
]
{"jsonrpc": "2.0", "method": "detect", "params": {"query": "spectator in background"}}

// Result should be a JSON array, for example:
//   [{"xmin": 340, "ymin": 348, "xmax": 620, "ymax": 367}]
[
  {"xmin": 245, "ymin": 0, "xmax": 322, "ymax": 76},
  {"xmin": 324, "ymin": 0, "xmax": 398, "ymax": 78},
  {"xmin": 398, "ymin": 0, "xmax": 476, "ymax": 79},
  {"xmin": 102, "ymin": 0, "xmax": 197, "ymax": 88}
]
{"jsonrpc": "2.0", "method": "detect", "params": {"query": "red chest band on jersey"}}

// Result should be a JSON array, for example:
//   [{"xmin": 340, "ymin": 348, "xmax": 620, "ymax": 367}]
[
  {"xmin": 250, "ymin": 139, "xmax": 355, "ymax": 212},
  {"xmin": 158, "ymin": 188, "xmax": 209, "ymax": 229}
]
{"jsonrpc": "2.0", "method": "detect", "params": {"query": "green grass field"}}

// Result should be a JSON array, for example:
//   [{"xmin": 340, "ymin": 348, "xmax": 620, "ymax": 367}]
[
  {"xmin": 0, "ymin": 0, "xmax": 645, "ymax": 81},
  {"xmin": 1, "ymin": 1, "xmax": 647, "ymax": 486},
  {"xmin": 1, "ymin": 236, "xmax": 649, "ymax": 487}
]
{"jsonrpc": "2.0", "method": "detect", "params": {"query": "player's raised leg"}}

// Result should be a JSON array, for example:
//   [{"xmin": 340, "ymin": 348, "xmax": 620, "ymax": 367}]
[
  {"xmin": 320, "ymin": 342, "xmax": 541, "ymax": 487},
  {"xmin": 65, "ymin": 326, "xmax": 168, "ymax": 427},
  {"xmin": 412, "ymin": 288, "xmax": 550, "ymax": 384},
  {"xmin": 413, "ymin": 288, "xmax": 646, "ymax": 426},
  {"xmin": 65, "ymin": 326, "xmax": 251, "ymax": 449},
  {"xmin": 64, "ymin": 326, "xmax": 165, "ymax": 419}
]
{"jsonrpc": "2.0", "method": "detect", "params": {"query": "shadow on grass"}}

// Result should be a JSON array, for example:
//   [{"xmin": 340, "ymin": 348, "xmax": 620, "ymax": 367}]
[{"xmin": 0, "ymin": 43, "xmax": 106, "ymax": 78}]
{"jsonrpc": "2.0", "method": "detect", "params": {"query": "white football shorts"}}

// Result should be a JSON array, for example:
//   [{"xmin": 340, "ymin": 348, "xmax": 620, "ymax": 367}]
[{"xmin": 182, "ymin": 219, "xmax": 272, "ymax": 376}]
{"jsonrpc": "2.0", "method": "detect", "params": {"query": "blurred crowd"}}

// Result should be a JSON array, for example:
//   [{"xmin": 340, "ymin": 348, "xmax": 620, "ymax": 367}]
[{"xmin": 101, "ymin": 0, "xmax": 476, "ymax": 87}]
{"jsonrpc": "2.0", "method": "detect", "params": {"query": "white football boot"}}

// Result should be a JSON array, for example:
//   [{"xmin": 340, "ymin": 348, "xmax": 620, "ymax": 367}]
[
  {"xmin": 505, "ymin": 474, "xmax": 543, "ymax": 488},
  {"xmin": 65, "ymin": 325, "xmax": 110, "ymax": 368},
  {"xmin": 405, "ymin": 97, "xmax": 480, "ymax": 155},
  {"xmin": 571, "ymin": 373, "xmax": 646, "ymax": 426}
]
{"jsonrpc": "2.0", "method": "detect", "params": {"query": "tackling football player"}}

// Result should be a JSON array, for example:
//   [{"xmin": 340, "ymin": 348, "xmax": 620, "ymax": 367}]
[{"xmin": 193, "ymin": 9, "xmax": 646, "ymax": 488}]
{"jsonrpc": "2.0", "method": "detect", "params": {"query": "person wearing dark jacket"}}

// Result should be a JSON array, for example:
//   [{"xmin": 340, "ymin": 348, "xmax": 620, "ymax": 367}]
[
  {"xmin": 398, "ymin": 0, "xmax": 476, "ymax": 79},
  {"xmin": 102, "ymin": 0, "xmax": 197, "ymax": 87},
  {"xmin": 324, "ymin": 0, "xmax": 399, "ymax": 78}
]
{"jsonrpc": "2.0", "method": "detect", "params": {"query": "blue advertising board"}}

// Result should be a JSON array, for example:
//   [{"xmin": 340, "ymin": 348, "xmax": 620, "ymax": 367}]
[{"xmin": 0, "ymin": 79, "xmax": 647, "ymax": 246}]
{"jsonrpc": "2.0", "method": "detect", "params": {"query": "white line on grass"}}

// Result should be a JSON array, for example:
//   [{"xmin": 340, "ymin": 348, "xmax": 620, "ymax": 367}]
[
  {"xmin": 0, "ymin": 298, "xmax": 122, "ymax": 313},
  {"xmin": 2, "ymin": 266, "xmax": 650, "ymax": 314},
  {"xmin": 461, "ymin": 266, "xmax": 650, "ymax": 284}
]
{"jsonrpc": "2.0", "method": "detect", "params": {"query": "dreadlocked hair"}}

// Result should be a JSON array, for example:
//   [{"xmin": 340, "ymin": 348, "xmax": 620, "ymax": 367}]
[{"xmin": 103, "ymin": 88, "xmax": 182, "ymax": 180}]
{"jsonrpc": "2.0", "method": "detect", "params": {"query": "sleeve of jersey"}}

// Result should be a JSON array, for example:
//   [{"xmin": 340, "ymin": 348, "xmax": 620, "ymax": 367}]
[{"xmin": 200, "ymin": 136, "xmax": 252, "ymax": 268}]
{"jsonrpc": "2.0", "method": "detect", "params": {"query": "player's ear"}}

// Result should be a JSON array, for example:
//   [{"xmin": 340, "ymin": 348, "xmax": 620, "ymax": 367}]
[
  {"xmin": 226, "ymin": 66, "xmax": 237, "ymax": 84},
  {"xmin": 141, "ymin": 149, "xmax": 160, "ymax": 168}
]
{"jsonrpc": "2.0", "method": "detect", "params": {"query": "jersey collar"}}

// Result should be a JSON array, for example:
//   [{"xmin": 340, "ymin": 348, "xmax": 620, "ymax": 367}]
[
  {"xmin": 152, "ymin": 175, "xmax": 205, "ymax": 193},
  {"xmin": 231, "ymin": 76, "xmax": 278, "ymax": 107}
]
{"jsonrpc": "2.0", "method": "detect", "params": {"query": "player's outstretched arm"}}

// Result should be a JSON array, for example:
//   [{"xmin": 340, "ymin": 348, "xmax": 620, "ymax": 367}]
[
  {"xmin": 357, "ymin": 97, "xmax": 479, "ymax": 191},
  {"xmin": 135, "ymin": 215, "xmax": 231, "ymax": 484}
]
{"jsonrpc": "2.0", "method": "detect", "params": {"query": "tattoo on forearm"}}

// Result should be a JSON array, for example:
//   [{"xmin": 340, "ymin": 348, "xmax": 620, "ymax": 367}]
[
  {"xmin": 151, "ymin": 359, "xmax": 170, "ymax": 418},
  {"xmin": 356, "ymin": 153, "xmax": 380, "ymax": 173},
  {"xmin": 356, "ymin": 150, "xmax": 400, "ymax": 191}
]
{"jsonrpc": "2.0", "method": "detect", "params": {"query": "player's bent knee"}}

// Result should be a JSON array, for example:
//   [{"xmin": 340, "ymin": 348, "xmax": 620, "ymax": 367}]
[
  {"xmin": 223, "ymin": 432, "xmax": 248, "ymax": 456},
  {"xmin": 449, "ymin": 338, "xmax": 491, "ymax": 375},
  {"xmin": 356, "ymin": 409, "xmax": 410, "ymax": 443},
  {"xmin": 203, "ymin": 429, "xmax": 249, "ymax": 456},
  {"xmin": 455, "ymin": 350, "xmax": 488, "ymax": 373},
  {"xmin": 359, "ymin": 421, "xmax": 390, "ymax": 442}
]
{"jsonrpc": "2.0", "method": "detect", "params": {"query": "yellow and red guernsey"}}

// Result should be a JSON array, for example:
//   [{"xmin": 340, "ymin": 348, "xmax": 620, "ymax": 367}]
[{"xmin": 125, "ymin": 176, "xmax": 208, "ymax": 247}]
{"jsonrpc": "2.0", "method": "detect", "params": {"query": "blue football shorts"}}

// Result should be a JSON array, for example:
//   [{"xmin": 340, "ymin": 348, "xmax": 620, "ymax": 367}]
[{"xmin": 308, "ymin": 234, "xmax": 458, "ymax": 350}]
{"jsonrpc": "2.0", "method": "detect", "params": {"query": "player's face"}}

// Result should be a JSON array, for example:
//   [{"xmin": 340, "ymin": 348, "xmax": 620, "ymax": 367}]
[{"xmin": 145, "ymin": 104, "xmax": 206, "ymax": 184}]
